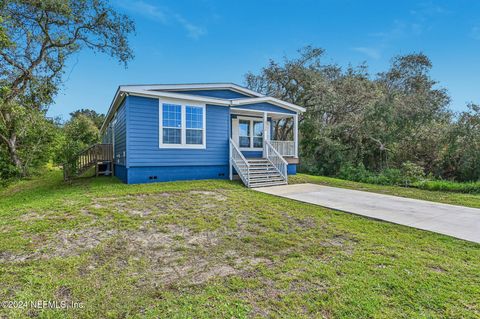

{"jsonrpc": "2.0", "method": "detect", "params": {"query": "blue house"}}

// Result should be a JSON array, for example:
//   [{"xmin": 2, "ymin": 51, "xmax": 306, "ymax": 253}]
[{"xmin": 100, "ymin": 83, "xmax": 305, "ymax": 187}]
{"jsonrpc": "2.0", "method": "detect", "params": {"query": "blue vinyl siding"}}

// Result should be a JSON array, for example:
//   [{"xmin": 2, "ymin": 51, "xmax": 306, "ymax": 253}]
[
  {"xmin": 169, "ymin": 89, "xmax": 251, "ymax": 99},
  {"xmin": 114, "ymin": 100, "xmax": 127, "ymax": 166},
  {"xmin": 127, "ymin": 165, "xmax": 228, "ymax": 184},
  {"xmin": 114, "ymin": 164, "xmax": 128, "ymax": 183},
  {"xmin": 242, "ymin": 151, "xmax": 263, "ymax": 158},
  {"xmin": 287, "ymin": 164, "xmax": 297, "ymax": 175},
  {"xmin": 126, "ymin": 96, "xmax": 229, "ymax": 167},
  {"xmin": 233, "ymin": 102, "xmax": 296, "ymax": 115}
]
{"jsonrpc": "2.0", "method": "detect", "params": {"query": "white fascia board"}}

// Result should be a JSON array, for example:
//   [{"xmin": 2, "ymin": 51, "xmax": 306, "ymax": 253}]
[
  {"xmin": 230, "ymin": 97, "xmax": 306, "ymax": 113},
  {"xmin": 124, "ymin": 88, "xmax": 231, "ymax": 106},
  {"xmin": 120, "ymin": 83, "xmax": 264, "ymax": 97}
]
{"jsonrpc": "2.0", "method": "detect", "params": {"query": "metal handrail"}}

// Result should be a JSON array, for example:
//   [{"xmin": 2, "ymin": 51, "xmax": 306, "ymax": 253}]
[
  {"xmin": 229, "ymin": 138, "xmax": 250, "ymax": 187},
  {"xmin": 265, "ymin": 139, "xmax": 288, "ymax": 182}
]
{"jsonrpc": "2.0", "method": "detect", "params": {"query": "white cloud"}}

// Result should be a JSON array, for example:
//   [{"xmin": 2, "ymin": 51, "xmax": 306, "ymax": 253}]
[
  {"xmin": 352, "ymin": 47, "xmax": 381, "ymax": 60},
  {"xmin": 173, "ymin": 14, "xmax": 206, "ymax": 39},
  {"xmin": 115, "ymin": 0, "xmax": 206, "ymax": 39}
]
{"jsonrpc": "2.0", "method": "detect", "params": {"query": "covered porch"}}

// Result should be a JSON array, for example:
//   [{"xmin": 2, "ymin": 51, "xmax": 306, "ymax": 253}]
[
  {"xmin": 229, "ymin": 108, "xmax": 299, "ymax": 160},
  {"xmin": 228, "ymin": 107, "xmax": 299, "ymax": 188}
]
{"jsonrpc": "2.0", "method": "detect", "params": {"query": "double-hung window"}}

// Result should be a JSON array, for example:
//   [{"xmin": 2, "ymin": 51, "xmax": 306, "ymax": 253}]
[
  {"xmin": 238, "ymin": 117, "xmax": 264, "ymax": 150},
  {"xmin": 159, "ymin": 100, "xmax": 206, "ymax": 148},
  {"xmin": 253, "ymin": 121, "xmax": 264, "ymax": 148},
  {"xmin": 186, "ymin": 106, "xmax": 203, "ymax": 145},
  {"xmin": 162, "ymin": 104, "xmax": 182, "ymax": 144},
  {"xmin": 239, "ymin": 120, "xmax": 251, "ymax": 148}
]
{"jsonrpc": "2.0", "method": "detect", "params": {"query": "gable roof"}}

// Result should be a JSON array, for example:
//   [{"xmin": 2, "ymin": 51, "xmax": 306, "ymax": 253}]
[
  {"xmin": 121, "ymin": 83, "xmax": 264, "ymax": 98},
  {"xmin": 100, "ymin": 83, "xmax": 306, "ymax": 133}
]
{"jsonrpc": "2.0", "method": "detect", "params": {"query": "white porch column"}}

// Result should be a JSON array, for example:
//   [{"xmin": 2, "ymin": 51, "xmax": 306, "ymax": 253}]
[
  {"xmin": 294, "ymin": 114, "xmax": 299, "ymax": 158},
  {"xmin": 263, "ymin": 112, "xmax": 268, "ymax": 158}
]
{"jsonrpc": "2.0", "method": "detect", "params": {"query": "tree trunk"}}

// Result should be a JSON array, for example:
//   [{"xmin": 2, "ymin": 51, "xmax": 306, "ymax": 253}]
[{"xmin": 5, "ymin": 134, "xmax": 24, "ymax": 176}]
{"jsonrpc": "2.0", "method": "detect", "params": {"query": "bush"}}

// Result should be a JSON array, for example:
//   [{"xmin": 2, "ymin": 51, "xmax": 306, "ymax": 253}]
[
  {"xmin": 337, "ymin": 164, "xmax": 402, "ymax": 185},
  {"xmin": 400, "ymin": 161, "xmax": 425, "ymax": 186},
  {"xmin": 337, "ymin": 163, "xmax": 426, "ymax": 186},
  {"xmin": 412, "ymin": 180, "xmax": 480, "ymax": 194}
]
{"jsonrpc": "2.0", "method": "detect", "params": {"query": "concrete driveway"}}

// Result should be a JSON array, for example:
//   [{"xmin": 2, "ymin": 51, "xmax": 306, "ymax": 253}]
[{"xmin": 255, "ymin": 183, "xmax": 480, "ymax": 243}]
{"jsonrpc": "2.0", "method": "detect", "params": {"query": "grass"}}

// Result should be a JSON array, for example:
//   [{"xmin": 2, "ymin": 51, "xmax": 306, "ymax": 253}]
[
  {"xmin": 413, "ymin": 180, "xmax": 480, "ymax": 194},
  {"xmin": 0, "ymin": 171, "xmax": 479, "ymax": 318},
  {"xmin": 290, "ymin": 174, "xmax": 480, "ymax": 209}
]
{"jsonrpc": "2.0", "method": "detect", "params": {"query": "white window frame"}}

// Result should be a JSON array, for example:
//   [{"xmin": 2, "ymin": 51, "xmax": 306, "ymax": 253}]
[
  {"xmin": 237, "ymin": 116, "xmax": 264, "ymax": 151},
  {"xmin": 159, "ymin": 98, "xmax": 206, "ymax": 149}
]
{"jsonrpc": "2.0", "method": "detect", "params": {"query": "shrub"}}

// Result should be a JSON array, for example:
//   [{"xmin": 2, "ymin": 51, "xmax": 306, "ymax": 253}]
[
  {"xmin": 401, "ymin": 161, "xmax": 425, "ymax": 186},
  {"xmin": 337, "ymin": 162, "xmax": 429, "ymax": 187},
  {"xmin": 412, "ymin": 180, "xmax": 480, "ymax": 194}
]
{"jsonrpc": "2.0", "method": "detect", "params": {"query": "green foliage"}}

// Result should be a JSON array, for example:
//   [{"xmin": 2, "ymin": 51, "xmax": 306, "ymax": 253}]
[
  {"xmin": 0, "ymin": 105, "xmax": 61, "ymax": 180},
  {"xmin": 338, "ymin": 164, "xmax": 403, "ymax": 186},
  {"xmin": 413, "ymin": 180, "xmax": 480, "ymax": 194},
  {"xmin": 248, "ymin": 47, "xmax": 479, "ymax": 182},
  {"xmin": 401, "ymin": 161, "xmax": 426, "ymax": 186},
  {"xmin": 336, "ymin": 162, "xmax": 425, "ymax": 186},
  {"xmin": 57, "ymin": 114, "xmax": 100, "ymax": 175},
  {"xmin": 0, "ymin": 0, "xmax": 134, "ymax": 178},
  {"xmin": 441, "ymin": 104, "xmax": 480, "ymax": 182},
  {"xmin": 70, "ymin": 108, "xmax": 106, "ymax": 129}
]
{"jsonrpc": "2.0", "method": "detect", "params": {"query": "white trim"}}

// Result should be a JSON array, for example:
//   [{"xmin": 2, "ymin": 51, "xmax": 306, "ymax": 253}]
[
  {"xmin": 236, "ymin": 116, "xmax": 265, "ymax": 151},
  {"xmin": 294, "ymin": 114, "xmax": 299, "ymax": 158},
  {"xmin": 230, "ymin": 107, "xmax": 297, "ymax": 117},
  {"xmin": 127, "ymin": 89, "xmax": 230, "ymax": 106},
  {"xmin": 100, "ymin": 83, "xmax": 305, "ymax": 134},
  {"xmin": 263, "ymin": 112, "xmax": 267, "ymax": 157},
  {"xmin": 230, "ymin": 97, "xmax": 306, "ymax": 113},
  {"xmin": 119, "ymin": 83, "xmax": 264, "ymax": 97},
  {"xmin": 158, "ymin": 97, "xmax": 207, "ymax": 149}
]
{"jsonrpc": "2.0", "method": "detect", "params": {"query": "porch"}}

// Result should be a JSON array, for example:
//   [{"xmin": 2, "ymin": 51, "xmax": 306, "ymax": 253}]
[{"xmin": 229, "ymin": 108, "xmax": 299, "ymax": 188}]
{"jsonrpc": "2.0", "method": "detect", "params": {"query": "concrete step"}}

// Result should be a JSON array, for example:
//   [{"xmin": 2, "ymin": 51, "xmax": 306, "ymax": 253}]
[
  {"xmin": 246, "ymin": 158, "xmax": 269, "ymax": 162},
  {"xmin": 249, "ymin": 177, "xmax": 286, "ymax": 183},
  {"xmin": 249, "ymin": 169, "xmax": 280, "ymax": 174},
  {"xmin": 249, "ymin": 180, "xmax": 287, "ymax": 188}
]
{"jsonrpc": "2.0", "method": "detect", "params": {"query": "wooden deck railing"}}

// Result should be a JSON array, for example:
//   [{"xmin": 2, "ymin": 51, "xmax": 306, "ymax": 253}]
[{"xmin": 63, "ymin": 143, "xmax": 113, "ymax": 180}]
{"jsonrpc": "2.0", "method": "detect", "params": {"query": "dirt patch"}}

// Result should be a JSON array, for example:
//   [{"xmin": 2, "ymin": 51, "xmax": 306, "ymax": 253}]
[
  {"xmin": 429, "ymin": 265, "xmax": 447, "ymax": 273},
  {"xmin": 18, "ymin": 211, "xmax": 45, "ymax": 222},
  {"xmin": 189, "ymin": 190, "xmax": 227, "ymax": 201},
  {"xmin": 51, "ymin": 228, "xmax": 118, "ymax": 258},
  {"xmin": 55, "ymin": 285, "xmax": 72, "ymax": 302}
]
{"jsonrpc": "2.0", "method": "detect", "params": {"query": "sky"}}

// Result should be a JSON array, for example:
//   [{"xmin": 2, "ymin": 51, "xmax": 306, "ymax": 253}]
[{"xmin": 48, "ymin": 0, "xmax": 480, "ymax": 120}]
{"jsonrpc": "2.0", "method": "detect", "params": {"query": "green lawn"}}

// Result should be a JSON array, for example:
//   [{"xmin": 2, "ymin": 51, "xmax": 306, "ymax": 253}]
[
  {"xmin": 0, "ymin": 171, "xmax": 479, "ymax": 318},
  {"xmin": 290, "ymin": 174, "xmax": 480, "ymax": 209}
]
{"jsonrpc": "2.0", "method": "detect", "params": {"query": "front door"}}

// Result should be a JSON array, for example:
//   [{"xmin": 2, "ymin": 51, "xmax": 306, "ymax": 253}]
[{"xmin": 231, "ymin": 116, "xmax": 270, "ymax": 151}]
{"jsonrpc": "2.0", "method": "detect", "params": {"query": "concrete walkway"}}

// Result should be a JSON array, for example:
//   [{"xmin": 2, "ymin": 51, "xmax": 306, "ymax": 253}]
[{"xmin": 255, "ymin": 183, "xmax": 480, "ymax": 243}]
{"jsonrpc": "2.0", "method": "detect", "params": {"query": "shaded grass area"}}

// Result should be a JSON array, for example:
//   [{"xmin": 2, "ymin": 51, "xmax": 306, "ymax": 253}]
[
  {"xmin": 291, "ymin": 174, "xmax": 480, "ymax": 209},
  {"xmin": 0, "ymin": 171, "xmax": 479, "ymax": 318}
]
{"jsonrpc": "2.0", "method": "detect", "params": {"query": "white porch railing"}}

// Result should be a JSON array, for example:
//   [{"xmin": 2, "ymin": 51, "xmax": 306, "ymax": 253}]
[
  {"xmin": 229, "ymin": 138, "xmax": 250, "ymax": 187},
  {"xmin": 265, "ymin": 139, "xmax": 288, "ymax": 182},
  {"xmin": 270, "ymin": 140, "xmax": 295, "ymax": 157}
]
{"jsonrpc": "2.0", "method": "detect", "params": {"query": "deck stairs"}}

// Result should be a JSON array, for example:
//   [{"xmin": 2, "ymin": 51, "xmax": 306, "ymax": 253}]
[
  {"xmin": 230, "ymin": 138, "xmax": 288, "ymax": 188},
  {"xmin": 240, "ymin": 158, "xmax": 287, "ymax": 188},
  {"xmin": 63, "ymin": 143, "xmax": 113, "ymax": 181}
]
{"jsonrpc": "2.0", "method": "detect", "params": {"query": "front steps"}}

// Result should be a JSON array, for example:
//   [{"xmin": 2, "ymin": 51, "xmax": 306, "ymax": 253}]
[{"xmin": 236, "ymin": 158, "xmax": 287, "ymax": 188}]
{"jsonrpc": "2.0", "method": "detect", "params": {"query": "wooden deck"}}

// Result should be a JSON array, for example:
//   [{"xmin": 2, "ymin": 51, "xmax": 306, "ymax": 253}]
[{"xmin": 64, "ymin": 143, "xmax": 113, "ymax": 180}]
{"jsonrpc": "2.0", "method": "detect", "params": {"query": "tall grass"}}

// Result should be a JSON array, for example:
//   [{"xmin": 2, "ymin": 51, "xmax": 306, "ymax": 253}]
[{"xmin": 412, "ymin": 180, "xmax": 480, "ymax": 194}]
